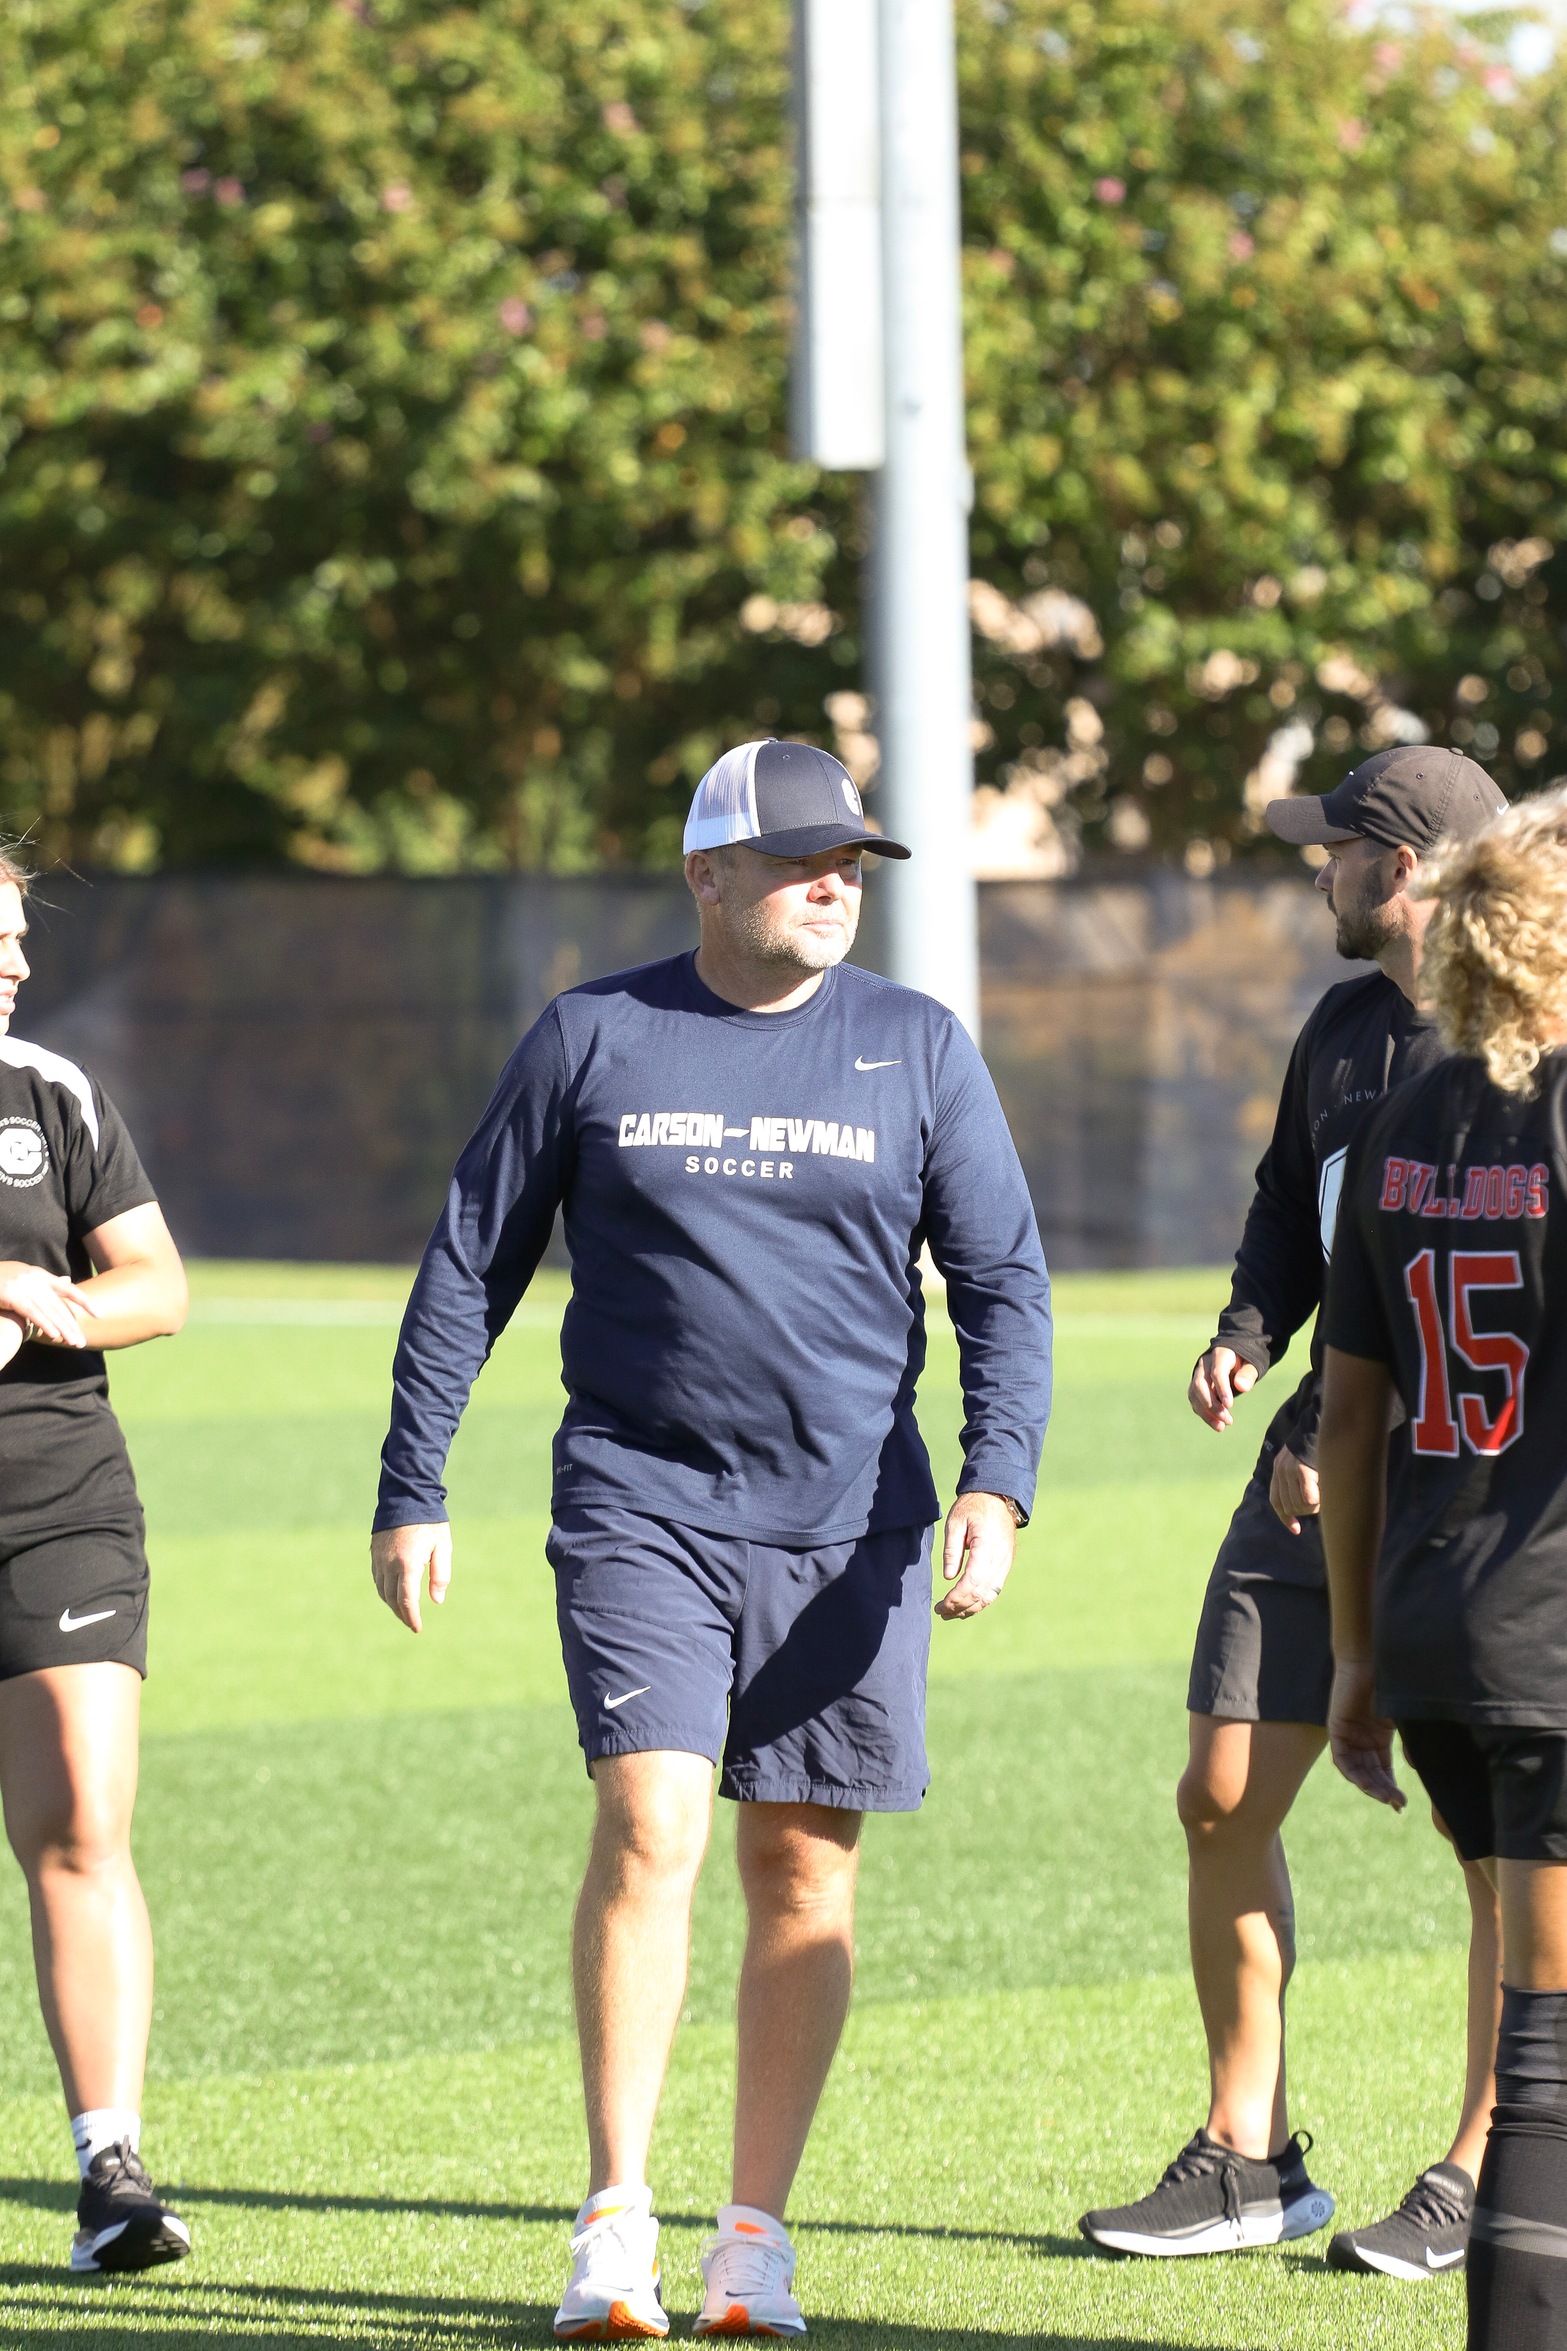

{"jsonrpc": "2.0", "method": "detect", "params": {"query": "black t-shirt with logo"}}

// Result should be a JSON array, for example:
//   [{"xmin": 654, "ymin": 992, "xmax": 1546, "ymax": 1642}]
[
  {"xmin": 1323, "ymin": 1049, "xmax": 1567, "ymax": 1727},
  {"xmin": 1214, "ymin": 972, "xmax": 1446, "ymax": 1491},
  {"xmin": 0, "ymin": 1037, "xmax": 158, "ymax": 1541}
]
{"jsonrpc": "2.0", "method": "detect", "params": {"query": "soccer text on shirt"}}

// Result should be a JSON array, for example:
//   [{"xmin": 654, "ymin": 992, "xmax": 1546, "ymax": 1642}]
[{"xmin": 617, "ymin": 1109, "xmax": 876, "ymax": 1181}]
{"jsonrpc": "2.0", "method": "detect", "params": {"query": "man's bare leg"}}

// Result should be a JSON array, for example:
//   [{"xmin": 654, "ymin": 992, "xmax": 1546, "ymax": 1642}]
[
  {"xmin": 572, "ymin": 1750, "xmax": 714, "ymax": 2194},
  {"xmin": 1178, "ymin": 1715, "xmax": 1327, "ymax": 2158},
  {"xmin": 732, "ymin": 1802, "xmax": 861, "ymax": 2219}
]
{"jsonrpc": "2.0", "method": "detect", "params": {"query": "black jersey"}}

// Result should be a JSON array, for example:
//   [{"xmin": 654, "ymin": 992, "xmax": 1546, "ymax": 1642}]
[
  {"xmin": 1323, "ymin": 1050, "xmax": 1567, "ymax": 1727},
  {"xmin": 0, "ymin": 1036, "xmax": 158, "ymax": 1540},
  {"xmin": 1214, "ymin": 971, "xmax": 1446, "ymax": 1479}
]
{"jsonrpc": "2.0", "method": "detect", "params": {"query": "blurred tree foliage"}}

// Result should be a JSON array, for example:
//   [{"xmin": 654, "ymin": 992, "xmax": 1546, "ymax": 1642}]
[
  {"xmin": 962, "ymin": 0, "xmax": 1567, "ymax": 868},
  {"xmin": 1, "ymin": 0, "xmax": 1565, "ymax": 871}
]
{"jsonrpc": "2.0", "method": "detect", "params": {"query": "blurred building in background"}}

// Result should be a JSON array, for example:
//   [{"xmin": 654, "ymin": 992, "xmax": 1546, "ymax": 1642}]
[{"xmin": 18, "ymin": 874, "xmax": 1349, "ymax": 1270}]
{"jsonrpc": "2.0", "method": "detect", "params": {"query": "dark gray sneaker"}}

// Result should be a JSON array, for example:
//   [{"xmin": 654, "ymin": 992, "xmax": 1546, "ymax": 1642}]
[
  {"xmin": 1327, "ymin": 2161, "xmax": 1474, "ymax": 2279},
  {"xmin": 1080, "ymin": 2128, "xmax": 1334, "ymax": 2257},
  {"xmin": 72, "ymin": 2140, "xmax": 192, "ymax": 2274}
]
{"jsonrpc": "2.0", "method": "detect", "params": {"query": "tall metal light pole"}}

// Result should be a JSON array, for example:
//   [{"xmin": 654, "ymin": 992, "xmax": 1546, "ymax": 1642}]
[{"xmin": 792, "ymin": 0, "xmax": 979, "ymax": 1038}]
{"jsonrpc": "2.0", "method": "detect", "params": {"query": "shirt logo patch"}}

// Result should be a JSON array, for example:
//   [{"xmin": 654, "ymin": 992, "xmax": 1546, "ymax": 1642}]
[{"xmin": 0, "ymin": 1117, "xmax": 48, "ymax": 1189}]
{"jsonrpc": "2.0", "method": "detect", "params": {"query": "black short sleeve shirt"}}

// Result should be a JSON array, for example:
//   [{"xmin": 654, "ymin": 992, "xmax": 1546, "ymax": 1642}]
[
  {"xmin": 0, "ymin": 1036, "xmax": 158, "ymax": 1538},
  {"xmin": 1323, "ymin": 1049, "xmax": 1567, "ymax": 1726}
]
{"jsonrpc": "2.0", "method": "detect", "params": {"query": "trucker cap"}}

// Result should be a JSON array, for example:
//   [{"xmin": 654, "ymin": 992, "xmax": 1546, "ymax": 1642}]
[
  {"xmin": 683, "ymin": 738, "xmax": 910, "ymax": 861},
  {"xmin": 1266, "ymin": 744, "xmax": 1507, "ymax": 852}
]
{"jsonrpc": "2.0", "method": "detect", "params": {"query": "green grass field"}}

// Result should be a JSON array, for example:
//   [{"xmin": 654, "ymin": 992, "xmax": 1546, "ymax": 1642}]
[{"xmin": 0, "ymin": 1265, "xmax": 1470, "ymax": 2348}]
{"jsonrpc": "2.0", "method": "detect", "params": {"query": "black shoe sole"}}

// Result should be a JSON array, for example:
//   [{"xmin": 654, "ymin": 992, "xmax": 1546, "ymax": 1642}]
[{"xmin": 74, "ymin": 2216, "xmax": 192, "ymax": 2276}]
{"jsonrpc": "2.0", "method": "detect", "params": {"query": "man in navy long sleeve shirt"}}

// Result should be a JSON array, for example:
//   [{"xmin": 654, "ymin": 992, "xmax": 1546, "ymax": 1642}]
[{"xmin": 371, "ymin": 739, "xmax": 1052, "ymax": 2342}]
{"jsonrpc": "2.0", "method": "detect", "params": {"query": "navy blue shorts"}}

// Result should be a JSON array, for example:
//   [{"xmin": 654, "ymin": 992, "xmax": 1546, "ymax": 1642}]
[{"xmin": 547, "ymin": 1505, "xmax": 934, "ymax": 1811}]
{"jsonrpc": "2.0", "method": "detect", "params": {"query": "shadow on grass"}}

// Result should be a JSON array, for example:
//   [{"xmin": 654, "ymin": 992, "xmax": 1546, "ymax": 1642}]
[
  {"xmin": 0, "ymin": 2175, "xmax": 1085, "ymax": 2258},
  {"xmin": 0, "ymin": 2265, "xmax": 1231, "ymax": 2351}
]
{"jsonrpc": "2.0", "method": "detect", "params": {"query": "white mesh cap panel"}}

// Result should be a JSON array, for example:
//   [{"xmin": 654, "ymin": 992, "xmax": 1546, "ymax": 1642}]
[{"xmin": 683, "ymin": 741, "xmax": 763, "ymax": 852}]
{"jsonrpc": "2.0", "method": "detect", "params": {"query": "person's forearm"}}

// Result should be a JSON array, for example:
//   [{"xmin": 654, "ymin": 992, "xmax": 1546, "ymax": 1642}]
[
  {"xmin": 1217, "ymin": 1197, "xmax": 1321, "ymax": 1374},
  {"xmin": 28, "ymin": 1259, "xmax": 187, "ymax": 1351},
  {"xmin": 374, "ymin": 1240, "xmax": 496, "ymax": 1529},
  {"xmin": 950, "ymin": 1373, "xmax": 1051, "ymax": 1521},
  {"xmin": 942, "ymin": 1264, "xmax": 1053, "ymax": 1522},
  {"xmin": 1317, "ymin": 1348, "xmax": 1392, "ymax": 1662}
]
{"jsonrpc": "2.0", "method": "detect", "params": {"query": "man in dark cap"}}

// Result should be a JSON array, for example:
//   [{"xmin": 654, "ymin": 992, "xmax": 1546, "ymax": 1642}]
[{"xmin": 1081, "ymin": 747, "xmax": 1509, "ymax": 2278}]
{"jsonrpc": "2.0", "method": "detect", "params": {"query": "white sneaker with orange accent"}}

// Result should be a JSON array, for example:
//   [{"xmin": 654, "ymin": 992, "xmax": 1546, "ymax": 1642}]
[
  {"xmin": 694, "ymin": 2205, "xmax": 807, "ymax": 2338},
  {"xmin": 553, "ymin": 2185, "xmax": 670, "ymax": 2342}
]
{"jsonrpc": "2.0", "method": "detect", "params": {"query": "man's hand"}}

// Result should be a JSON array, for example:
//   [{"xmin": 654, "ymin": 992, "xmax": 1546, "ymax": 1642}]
[
  {"xmin": 0, "ymin": 1261, "xmax": 96, "ymax": 1349},
  {"xmin": 1188, "ymin": 1344, "xmax": 1259, "ymax": 1431},
  {"xmin": 1327, "ymin": 1658, "xmax": 1406, "ymax": 1812},
  {"xmin": 1269, "ymin": 1443, "xmax": 1320, "ymax": 1535},
  {"xmin": 935, "ymin": 1492, "xmax": 1018, "ymax": 1622},
  {"xmin": 371, "ymin": 1523, "xmax": 453, "ymax": 1634}
]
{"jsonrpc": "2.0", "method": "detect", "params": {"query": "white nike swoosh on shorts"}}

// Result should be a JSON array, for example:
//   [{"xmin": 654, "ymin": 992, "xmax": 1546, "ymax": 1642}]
[
  {"xmin": 604, "ymin": 1685, "xmax": 651, "ymax": 1711},
  {"xmin": 854, "ymin": 1056, "xmax": 901, "ymax": 1071},
  {"xmin": 59, "ymin": 1607, "xmax": 117, "ymax": 1633}
]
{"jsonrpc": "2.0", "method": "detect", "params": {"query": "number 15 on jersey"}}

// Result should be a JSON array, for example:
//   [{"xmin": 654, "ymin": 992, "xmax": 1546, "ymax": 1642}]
[{"xmin": 1404, "ymin": 1249, "xmax": 1529, "ymax": 1458}]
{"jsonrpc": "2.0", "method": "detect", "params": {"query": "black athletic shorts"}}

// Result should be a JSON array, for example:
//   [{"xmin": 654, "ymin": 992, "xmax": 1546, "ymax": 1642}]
[
  {"xmin": 0, "ymin": 1519, "xmax": 150, "ymax": 1681},
  {"xmin": 1398, "ymin": 1720, "xmax": 1567, "ymax": 1864},
  {"xmin": 1186, "ymin": 1467, "xmax": 1333, "ymax": 1725}
]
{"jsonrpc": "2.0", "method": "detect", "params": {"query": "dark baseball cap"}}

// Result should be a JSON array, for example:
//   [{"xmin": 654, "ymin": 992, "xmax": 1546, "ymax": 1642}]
[
  {"xmin": 1266, "ymin": 744, "xmax": 1507, "ymax": 852},
  {"xmin": 683, "ymin": 738, "xmax": 910, "ymax": 861}
]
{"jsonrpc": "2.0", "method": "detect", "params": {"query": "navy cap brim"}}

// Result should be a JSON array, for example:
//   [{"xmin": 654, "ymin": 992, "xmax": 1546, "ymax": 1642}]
[
  {"xmin": 1265, "ymin": 796, "xmax": 1360, "ymax": 846},
  {"xmin": 749, "ymin": 823, "xmax": 911, "ymax": 861}
]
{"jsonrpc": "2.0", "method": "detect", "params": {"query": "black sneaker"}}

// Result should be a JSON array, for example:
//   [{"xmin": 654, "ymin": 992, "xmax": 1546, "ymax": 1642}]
[
  {"xmin": 1079, "ymin": 2128, "xmax": 1335, "ymax": 2257},
  {"xmin": 1327, "ymin": 2161, "xmax": 1474, "ymax": 2279},
  {"xmin": 72, "ymin": 2140, "xmax": 192, "ymax": 2274}
]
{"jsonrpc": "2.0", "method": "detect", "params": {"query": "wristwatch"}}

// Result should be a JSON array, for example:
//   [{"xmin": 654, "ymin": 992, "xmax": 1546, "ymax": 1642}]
[{"xmin": 1000, "ymin": 1496, "xmax": 1027, "ymax": 1528}]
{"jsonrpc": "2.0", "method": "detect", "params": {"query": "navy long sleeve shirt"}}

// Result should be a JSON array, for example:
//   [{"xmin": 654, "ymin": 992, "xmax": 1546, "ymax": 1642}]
[{"xmin": 375, "ymin": 952, "xmax": 1053, "ymax": 1543}]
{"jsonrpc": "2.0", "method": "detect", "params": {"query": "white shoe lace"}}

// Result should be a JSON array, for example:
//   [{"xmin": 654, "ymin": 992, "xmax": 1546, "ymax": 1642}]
[
  {"xmin": 703, "ymin": 2231, "xmax": 792, "ymax": 2304},
  {"xmin": 569, "ymin": 2203, "xmax": 656, "ymax": 2294}
]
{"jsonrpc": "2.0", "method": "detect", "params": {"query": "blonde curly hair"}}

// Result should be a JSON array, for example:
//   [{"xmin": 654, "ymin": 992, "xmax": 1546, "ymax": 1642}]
[
  {"xmin": 0, "ymin": 843, "xmax": 29, "ymax": 893},
  {"xmin": 1418, "ymin": 780, "xmax": 1567, "ymax": 1094}
]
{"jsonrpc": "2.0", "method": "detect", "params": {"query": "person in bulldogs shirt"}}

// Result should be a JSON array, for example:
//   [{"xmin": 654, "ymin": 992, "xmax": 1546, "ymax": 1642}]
[
  {"xmin": 0, "ymin": 844, "xmax": 191, "ymax": 2274},
  {"xmin": 1321, "ymin": 779, "xmax": 1567, "ymax": 2348}
]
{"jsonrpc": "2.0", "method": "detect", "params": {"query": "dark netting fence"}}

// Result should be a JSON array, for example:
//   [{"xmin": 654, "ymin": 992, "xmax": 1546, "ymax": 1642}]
[{"xmin": 15, "ymin": 872, "xmax": 1353, "ymax": 1268}]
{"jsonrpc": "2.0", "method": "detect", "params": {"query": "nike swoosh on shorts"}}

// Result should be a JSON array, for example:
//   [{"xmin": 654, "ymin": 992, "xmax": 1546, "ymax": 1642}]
[
  {"xmin": 604, "ymin": 1685, "xmax": 651, "ymax": 1710},
  {"xmin": 59, "ymin": 1607, "xmax": 117, "ymax": 1633},
  {"xmin": 854, "ymin": 1056, "xmax": 901, "ymax": 1071}
]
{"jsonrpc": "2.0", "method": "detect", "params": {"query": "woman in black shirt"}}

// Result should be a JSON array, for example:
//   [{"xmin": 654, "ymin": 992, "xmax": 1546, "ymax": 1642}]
[
  {"xmin": 1320, "ymin": 781, "xmax": 1567, "ymax": 2350},
  {"xmin": 0, "ymin": 847, "xmax": 191, "ymax": 2272}
]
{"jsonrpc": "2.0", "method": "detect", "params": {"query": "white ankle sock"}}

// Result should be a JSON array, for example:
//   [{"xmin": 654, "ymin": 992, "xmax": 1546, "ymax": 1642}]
[
  {"xmin": 70, "ymin": 2108, "xmax": 140, "ymax": 2180},
  {"xmin": 578, "ymin": 2181, "xmax": 650, "ymax": 2226},
  {"xmin": 718, "ymin": 2202, "xmax": 787, "ymax": 2240}
]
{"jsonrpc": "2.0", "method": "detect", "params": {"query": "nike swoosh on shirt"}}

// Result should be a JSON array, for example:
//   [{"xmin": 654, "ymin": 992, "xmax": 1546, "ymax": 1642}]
[
  {"xmin": 854, "ymin": 1056, "xmax": 901, "ymax": 1071},
  {"xmin": 59, "ymin": 1607, "xmax": 116, "ymax": 1633},
  {"xmin": 1425, "ymin": 2248, "xmax": 1466, "ymax": 2270},
  {"xmin": 604, "ymin": 1685, "xmax": 651, "ymax": 1711}
]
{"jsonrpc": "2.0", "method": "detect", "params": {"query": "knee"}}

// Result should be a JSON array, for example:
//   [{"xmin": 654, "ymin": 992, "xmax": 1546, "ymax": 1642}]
[
  {"xmin": 737, "ymin": 1809, "xmax": 859, "ymax": 1926},
  {"xmin": 8, "ymin": 1790, "xmax": 129, "ymax": 1885},
  {"xmin": 1176, "ymin": 1756, "xmax": 1239, "ymax": 1840},
  {"xmin": 591, "ymin": 1769, "xmax": 710, "ymax": 1894}
]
